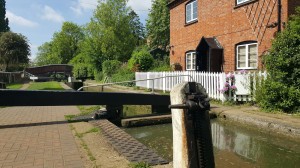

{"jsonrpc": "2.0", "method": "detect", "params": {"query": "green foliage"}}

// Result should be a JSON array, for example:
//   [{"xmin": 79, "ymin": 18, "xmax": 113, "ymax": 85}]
[
  {"xmin": 150, "ymin": 56, "xmax": 171, "ymax": 71},
  {"xmin": 256, "ymin": 80, "xmax": 300, "ymax": 113},
  {"xmin": 86, "ymin": 0, "xmax": 137, "ymax": 63},
  {"xmin": 94, "ymin": 71, "xmax": 104, "ymax": 81},
  {"xmin": 35, "ymin": 22, "xmax": 84, "ymax": 66},
  {"xmin": 111, "ymin": 66, "xmax": 135, "ymax": 86},
  {"xmin": 102, "ymin": 60, "xmax": 122, "ymax": 77},
  {"xmin": 0, "ymin": 31, "xmax": 30, "ymax": 71},
  {"xmin": 150, "ymin": 65, "xmax": 171, "ymax": 72},
  {"xmin": 128, "ymin": 46, "xmax": 154, "ymax": 71},
  {"xmin": 257, "ymin": 7, "xmax": 300, "ymax": 113},
  {"xmin": 51, "ymin": 22, "xmax": 84, "ymax": 64},
  {"xmin": 0, "ymin": 0, "xmax": 10, "ymax": 32},
  {"xmin": 35, "ymin": 42, "xmax": 61, "ymax": 66},
  {"xmin": 146, "ymin": 0, "xmax": 170, "ymax": 52},
  {"xmin": 70, "ymin": 53, "xmax": 94, "ymax": 78},
  {"xmin": 129, "ymin": 10, "xmax": 146, "ymax": 46}
]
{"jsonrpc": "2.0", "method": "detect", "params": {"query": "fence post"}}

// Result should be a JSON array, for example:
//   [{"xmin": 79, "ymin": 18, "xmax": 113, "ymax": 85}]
[
  {"xmin": 220, "ymin": 73, "xmax": 227, "ymax": 103},
  {"xmin": 147, "ymin": 72, "xmax": 150, "ymax": 90},
  {"xmin": 163, "ymin": 72, "xmax": 166, "ymax": 93},
  {"xmin": 170, "ymin": 82, "xmax": 215, "ymax": 168}
]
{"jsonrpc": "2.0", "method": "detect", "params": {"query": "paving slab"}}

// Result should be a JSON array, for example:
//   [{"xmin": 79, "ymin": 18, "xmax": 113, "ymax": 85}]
[{"xmin": 0, "ymin": 106, "xmax": 84, "ymax": 168}]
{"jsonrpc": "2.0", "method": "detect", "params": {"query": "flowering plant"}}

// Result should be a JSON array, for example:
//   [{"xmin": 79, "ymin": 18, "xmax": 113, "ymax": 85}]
[{"xmin": 219, "ymin": 73, "xmax": 237, "ymax": 96}]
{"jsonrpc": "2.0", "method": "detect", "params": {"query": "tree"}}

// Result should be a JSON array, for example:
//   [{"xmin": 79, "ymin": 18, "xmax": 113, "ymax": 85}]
[
  {"xmin": 128, "ymin": 46, "xmax": 154, "ymax": 71},
  {"xmin": 0, "ymin": 0, "xmax": 9, "ymax": 32},
  {"xmin": 129, "ymin": 10, "xmax": 145, "ymax": 46},
  {"xmin": 35, "ymin": 22, "xmax": 84, "ymax": 66},
  {"xmin": 51, "ymin": 22, "xmax": 84, "ymax": 64},
  {"xmin": 86, "ymin": 0, "xmax": 136, "ymax": 63},
  {"xmin": 256, "ymin": 7, "xmax": 300, "ymax": 113},
  {"xmin": 146, "ymin": 0, "xmax": 170, "ymax": 52},
  {"xmin": 0, "ymin": 32, "xmax": 30, "ymax": 71},
  {"xmin": 70, "ymin": 53, "xmax": 94, "ymax": 78},
  {"xmin": 35, "ymin": 42, "xmax": 61, "ymax": 66}
]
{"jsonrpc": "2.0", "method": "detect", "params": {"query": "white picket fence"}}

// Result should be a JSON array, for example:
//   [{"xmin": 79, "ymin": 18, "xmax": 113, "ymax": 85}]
[{"xmin": 135, "ymin": 71, "xmax": 267, "ymax": 102}]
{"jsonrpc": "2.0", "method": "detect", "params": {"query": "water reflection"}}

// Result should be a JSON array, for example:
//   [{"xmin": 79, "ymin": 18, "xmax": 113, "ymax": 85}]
[
  {"xmin": 125, "ymin": 120, "xmax": 300, "ymax": 167},
  {"xmin": 211, "ymin": 122, "xmax": 260, "ymax": 162}
]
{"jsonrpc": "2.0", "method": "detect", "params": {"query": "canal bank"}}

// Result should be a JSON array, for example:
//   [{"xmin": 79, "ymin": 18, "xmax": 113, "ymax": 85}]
[{"xmin": 83, "ymin": 80, "xmax": 300, "ymax": 141}]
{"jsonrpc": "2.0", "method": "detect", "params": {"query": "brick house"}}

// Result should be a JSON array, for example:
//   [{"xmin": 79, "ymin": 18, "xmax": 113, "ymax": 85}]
[{"xmin": 168, "ymin": 0, "xmax": 300, "ymax": 72}]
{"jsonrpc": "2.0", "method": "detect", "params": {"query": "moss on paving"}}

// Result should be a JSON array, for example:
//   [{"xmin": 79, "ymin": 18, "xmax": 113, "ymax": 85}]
[{"xmin": 65, "ymin": 105, "xmax": 101, "ymax": 122}]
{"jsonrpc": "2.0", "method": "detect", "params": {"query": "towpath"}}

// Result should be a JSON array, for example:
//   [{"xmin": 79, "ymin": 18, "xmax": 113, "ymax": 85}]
[{"xmin": 0, "ymin": 106, "xmax": 84, "ymax": 168}]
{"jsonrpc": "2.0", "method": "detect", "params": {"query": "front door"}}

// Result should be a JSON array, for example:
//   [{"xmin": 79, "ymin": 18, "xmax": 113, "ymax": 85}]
[{"xmin": 196, "ymin": 50, "xmax": 208, "ymax": 71}]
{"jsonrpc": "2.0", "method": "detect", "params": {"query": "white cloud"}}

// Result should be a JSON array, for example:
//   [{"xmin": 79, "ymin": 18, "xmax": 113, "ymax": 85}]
[
  {"xmin": 29, "ymin": 44, "xmax": 39, "ymax": 59},
  {"xmin": 70, "ymin": 0, "xmax": 98, "ymax": 16},
  {"xmin": 6, "ymin": 10, "xmax": 39, "ymax": 28},
  {"xmin": 41, "ymin": 6, "xmax": 65, "ymax": 23},
  {"xmin": 127, "ymin": 0, "xmax": 152, "ymax": 12}
]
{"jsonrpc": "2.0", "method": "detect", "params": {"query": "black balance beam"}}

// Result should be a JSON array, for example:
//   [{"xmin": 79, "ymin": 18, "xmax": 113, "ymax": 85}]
[{"xmin": 0, "ymin": 90, "xmax": 170, "ymax": 106}]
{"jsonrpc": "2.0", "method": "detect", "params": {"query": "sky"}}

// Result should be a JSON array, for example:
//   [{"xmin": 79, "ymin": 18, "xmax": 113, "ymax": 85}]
[{"xmin": 5, "ymin": 0, "xmax": 152, "ymax": 60}]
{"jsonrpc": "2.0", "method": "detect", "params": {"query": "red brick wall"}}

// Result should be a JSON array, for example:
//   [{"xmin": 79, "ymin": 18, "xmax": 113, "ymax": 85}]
[{"xmin": 169, "ymin": 0, "xmax": 295, "ymax": 72}]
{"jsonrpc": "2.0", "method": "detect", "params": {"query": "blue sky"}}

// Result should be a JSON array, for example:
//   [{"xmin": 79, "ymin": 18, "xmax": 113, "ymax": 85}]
[{"xmin": 6, "ymin": 0, "xmax": 152, "ymax": 60}]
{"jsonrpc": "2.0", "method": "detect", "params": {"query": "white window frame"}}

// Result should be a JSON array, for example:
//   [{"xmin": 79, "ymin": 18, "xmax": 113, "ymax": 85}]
[
  {"xmin": 237, "ymin": 0, "xmax": 251, "ymax": 5},
  {"xmin": 186, "ymin": 0, "xmax": 198, "ymax": 23},
  {"xmin": 236, "ymin": 43, "xmax": 258, "ymax": 70},
  {"xmin": 186, "ymin": 51, "xmax": 196, "ymax": 71}
]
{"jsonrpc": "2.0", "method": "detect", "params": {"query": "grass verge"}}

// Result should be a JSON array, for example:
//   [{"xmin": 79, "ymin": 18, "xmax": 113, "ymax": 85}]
[
  {"xmin": 27, "ymin": 81, "xmax": 64, "ymax": 90},
  {"xmin": 6, "ymin": 83, "xmax": 23, "ymax": 89}
]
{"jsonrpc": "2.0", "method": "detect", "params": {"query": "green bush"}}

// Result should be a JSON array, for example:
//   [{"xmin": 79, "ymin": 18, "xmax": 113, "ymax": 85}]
[
  {"xmin": 70, "ymin": 53, "xmax": 94, "ymax": 78},
  {"xmin": 256, "ymin": 80, "xmax": 300, "ymax": 113},
  {"xmin": 256, "ymin": 7, "xmax": 300, "ymax": 113},
  {"xmin": 102, "ymin": 60, "xmax": 122, "ymax": 77},
  {"xmin": 128, "ymin": 46, "xmax": 154, "ymax": 71},
  {"xmin": 94, "ymin": 71, "xmax": 104, "ymax": 81},
  {"xmin": 111, "ymin": 66, "xmax": 135, "ymax": 86},
  {"xmin": 150, "ymin": 64, "xmax": 171, "ymax": 72}
]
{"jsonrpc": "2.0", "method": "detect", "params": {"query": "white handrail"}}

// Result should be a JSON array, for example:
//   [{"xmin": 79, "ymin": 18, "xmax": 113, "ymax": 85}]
[{"xmin": 77, "ymin": 75, "xmax": 194, "ymax": 93}]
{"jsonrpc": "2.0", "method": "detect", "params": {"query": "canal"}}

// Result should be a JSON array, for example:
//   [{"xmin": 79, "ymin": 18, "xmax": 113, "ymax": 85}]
[
  {"xmin": 84, "ymin": 84, "xmax": 300, "ymax": 167},
  {"xmin": 124, "ymin": 120, "xmax": 300, "ymax": 168}
]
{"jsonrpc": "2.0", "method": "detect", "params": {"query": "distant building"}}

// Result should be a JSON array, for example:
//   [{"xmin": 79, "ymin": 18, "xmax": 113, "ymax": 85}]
[{"xmin": 168, "ymin": 0, "xmax": 300, "ymax": 72}]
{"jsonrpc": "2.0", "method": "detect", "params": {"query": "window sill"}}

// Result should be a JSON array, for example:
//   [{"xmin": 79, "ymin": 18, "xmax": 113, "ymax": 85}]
[
  {"xmin": 236, "ymin": 67, "xmax": 257, "ymax": 70},
  {"xmin": 185, "ymin": 20, "xmax": 198, "ymax": 27},
  {"xmin": 234, "ymin": 0, "xmax": 258, "ymax": 9}
]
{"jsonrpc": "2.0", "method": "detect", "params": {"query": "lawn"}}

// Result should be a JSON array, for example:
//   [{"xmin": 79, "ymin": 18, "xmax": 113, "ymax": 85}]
[
  {"xmin": 6, "ymin": 83, "xmax": 23, "ymax": 89},
  {"xmin": 27, "ymin": 81, "xmax": 64, "ymax": 90}
]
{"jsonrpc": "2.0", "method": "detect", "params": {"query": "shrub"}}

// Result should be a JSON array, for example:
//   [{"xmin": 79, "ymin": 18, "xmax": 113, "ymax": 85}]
[
  {"xmin": 94, "ymin": 71, "xmax": 104, "ymax": 82},
  {"xmin": 256, "ymin": 80, "xmax": 300, "ymax": 113},
  {"xmin": 256, "ymin": 7, "xmax": 300, "ymax": 113},
  {"xmin": 128, "ymin": 46, "xmax": 154, "ymax": 71},
  {"xmin": 150, "ymin": 55, "xmax": 171, "ymax": 71},
  {"xmin": 111, "ymin": 66, "xmax": 135, "ymax": 86},
  {"xmin": 70, "ymin": 54, "xmax": 94, "ymax": 78},
  {"xmin": 102, "ymin": 60, "xmax": 122, "ymax": 77}
]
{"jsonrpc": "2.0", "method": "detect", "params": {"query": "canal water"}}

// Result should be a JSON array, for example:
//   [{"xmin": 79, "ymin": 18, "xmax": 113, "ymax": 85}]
[
  {"xmin": 124, "ymin": 120, "xmax": 300, "ymax": 168},
  {"xmin": 84, "ymin": 84, "xmax": 300, "ymax": 167}
]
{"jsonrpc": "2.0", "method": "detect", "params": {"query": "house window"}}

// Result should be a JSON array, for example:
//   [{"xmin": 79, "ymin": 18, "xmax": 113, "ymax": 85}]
[
  {"xmin": 186, "ymin": 52, "xmax": 196, "ymax": 70},
  {"xmin": 236, "ymin": 0, "xmax": 251, "ymax": 5},
  {"xmin": 186, "ymin": 0, "xmax": 198, "ymax": 23},
  {"xmin": 236, "ymin": 43, "xmax": 258, "ymax": 69}
]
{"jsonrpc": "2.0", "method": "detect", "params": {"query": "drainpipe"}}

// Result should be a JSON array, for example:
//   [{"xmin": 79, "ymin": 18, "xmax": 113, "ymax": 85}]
[{"xmin": 278, "ymin": 0, "xmax": 282, "ymax": 32}]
